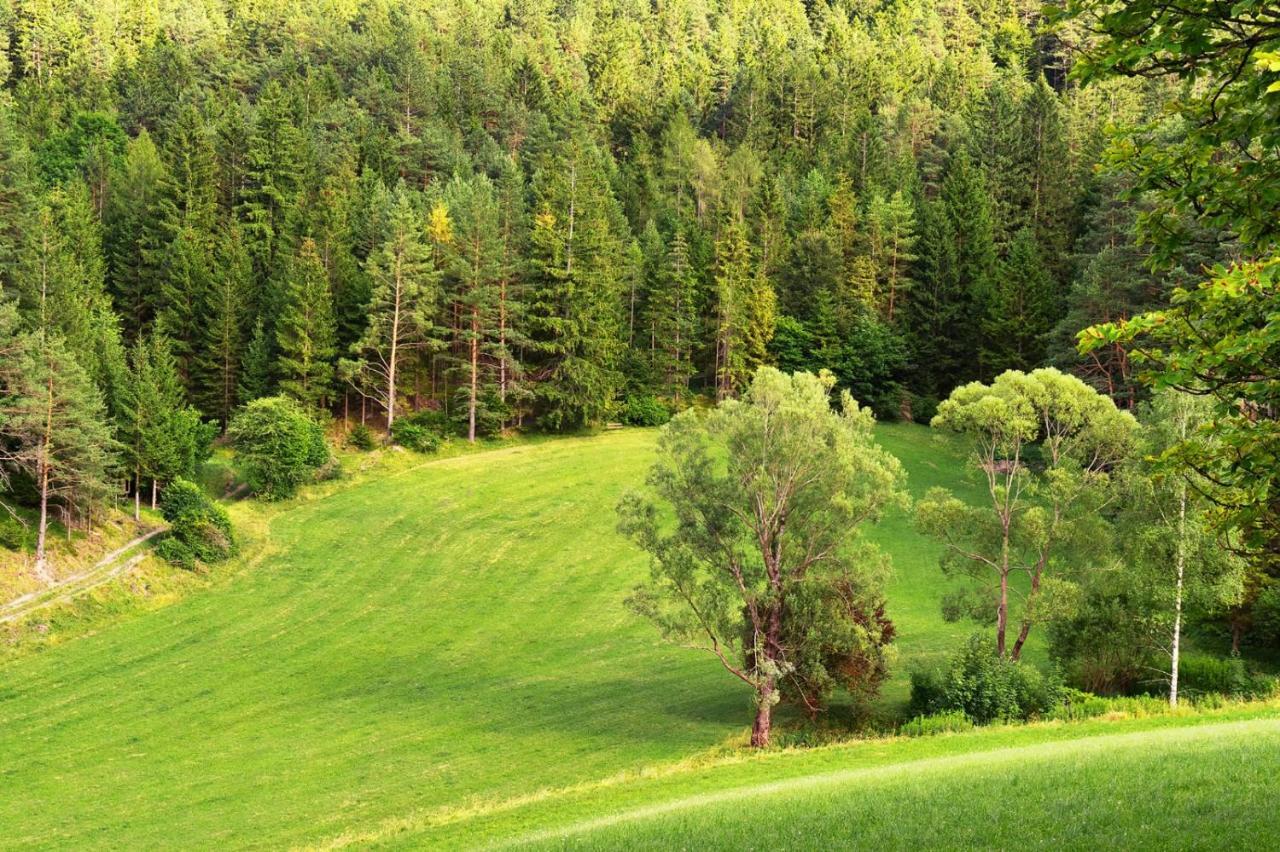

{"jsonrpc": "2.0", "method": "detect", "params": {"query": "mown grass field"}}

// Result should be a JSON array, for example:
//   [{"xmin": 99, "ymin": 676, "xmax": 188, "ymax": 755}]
[{"xmin": 2, "ymin": 424, "xmax": 1267, "ymax": 849}]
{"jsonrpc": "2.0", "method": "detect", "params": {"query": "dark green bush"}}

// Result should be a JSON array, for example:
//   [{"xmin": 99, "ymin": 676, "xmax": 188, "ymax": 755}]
[
  {"xmin": 909, "ymin": 634, "xmax": 1064, "ymax": 724},
  {"xmin": 346, "ymin": 423, "xmax": 376, "ymax": 451},
  {"xmin": 1177, "ymin": 654, "xmax": 1274, "ymax": 698},
  {"xmin": 0, "ymin": 513, "xmax": 30, "ymax": 550},
  {"xmin": 158, "ymin": 478, "xmax": 234, "ymax": 568},
  {"xmin": 227, "ymin": 397, "xmax": 330, "ymax": 500},
  {"xmin": 620, "ymin": 394, "xmax": 670, "ymax": 426},
  {"xmin": 390, "ymin": 419, "xmax": 440, "ymax": 453},
  {"xmin": 154, "ymin": 536, "xmax": 196, "ymax": 569}
]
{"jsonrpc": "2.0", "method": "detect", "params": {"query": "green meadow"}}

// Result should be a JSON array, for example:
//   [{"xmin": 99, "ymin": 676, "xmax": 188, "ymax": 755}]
[{"xmin": 0, "ymin": 427, "xmax": 1273, "ymax": 849}]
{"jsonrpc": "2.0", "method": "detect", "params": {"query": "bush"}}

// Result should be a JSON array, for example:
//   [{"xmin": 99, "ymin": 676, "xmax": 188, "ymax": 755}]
[
  {"xmin": 227, "ymin": 397, "xmax": 330, "ymax": 500},
  {"xmin": 0, "ymin": 513, "xmax": 30, "ymax": 550},
  {"xmin": 390, "ymin": 418, "xmax": 440, "ymax": 453},
  {"xmin": 620, "ymin": 394, "xmax": 671, "ymax": 427},
  {"xmin": 157, "ymin": 478, "xmax": 234, "ymax": 568},
  {"xmin": 346, "ymin": 423, "xmax": 376, "ymax": 451},
  {"xmin": 909, "ymin": 634, "xmax": 1064, "ymax": 724},
  {"xmin": 1178, "ymin": 654, "xmax": 1275, "ymax": 699},
  {"xmin": 900, "ymin": 711, "xmax": 974, "ymax": 737}
]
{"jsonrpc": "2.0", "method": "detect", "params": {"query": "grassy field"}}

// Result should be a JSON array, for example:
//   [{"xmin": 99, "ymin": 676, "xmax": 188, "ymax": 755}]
[
  {"xmin": 2, "ymin": 424, "xmax": 1260, "ymax": 849},
  {"xmin": 495, "ymin": 711, "xmax": 1280, "ymax": 850}
]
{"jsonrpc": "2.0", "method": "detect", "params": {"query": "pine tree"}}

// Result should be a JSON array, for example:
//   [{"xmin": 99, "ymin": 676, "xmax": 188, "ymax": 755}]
[
  {"xmin": 981, "ymin": 227, "xmax": 1056, "ymax": 375},
  {"xmin": 713, "ymin": 220, "xmax": 774, "ymax": 399},
  {"xmin": 105, "ymin": 128, "xmax": 169, "ymax": 340},
  {"xmin": 275, "ymin": 238, "xmax": 336, "ymax": 412},
  {"xmin": 526, "ymin": 133, "xmax": 625, "ymax": 430},
  {"xmin": 239, "ymin": 81, "xmax": 304, "ymax": 300},
  {"xmin": 442, "ymin": 175, "xmax": 504, "ymax": 442},
  {"xmin": 119, "ymin": 333, "xmax": 206, "ymax": 516},
  {"xmin": 869, "ymin": 190, "xmax": 918, "ymax": 322},
  {"xmin": 648, "ymin": 228, "xmax": 699, "ymax": 403},
  {"xmin": 348, "ymin": 186, "xmax": 438, "ymax": 430},
  {"xmin": 238, "ymin": 318, "xmax": 272, "ymax": 404},
  {"xmin": 4, "ymin": 330, "xmax": 118, "ymax": 580},
  {"xmin": 192, "ymin": 227, "xmax": 251, "ymax": 427}
]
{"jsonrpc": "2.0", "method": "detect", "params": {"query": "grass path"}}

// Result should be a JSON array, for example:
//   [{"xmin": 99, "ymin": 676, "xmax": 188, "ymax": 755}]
[{"xmin": 0, "ymin": 527, "xmax": 165, "ymax": 624}]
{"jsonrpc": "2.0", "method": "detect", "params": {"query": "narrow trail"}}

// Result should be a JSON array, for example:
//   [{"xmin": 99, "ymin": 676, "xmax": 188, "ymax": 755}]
[{"xmin": 0, "ymin": 527, "xmax": 166, "ymax": 625}]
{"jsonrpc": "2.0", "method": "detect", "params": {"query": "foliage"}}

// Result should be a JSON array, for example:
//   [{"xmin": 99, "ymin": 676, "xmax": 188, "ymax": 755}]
[
  {"xmin": 619, "ymin": 368, "xmax": 906, "ymax": 746},
  {"xmin": 156, "ymin": 477, "xmax": 234, "ymax": 569},
  {"xmin": 899, "ymin": 711, "xmax": 974, "ymax": 737},
  {"xmin": 619, "ymin": 394, "xmax": 670, "ymax": 427},
  {"xmin": 346, "ymin": 423, "xmax": 376, "ymax": 451},
  {"xmin": 226, "ymin": 396, "xmax": 329, "ymax": 500},
  {"xmin": 390, "ymin": 416, "xmax": 441, "ymax": 454},
  {"xmin": 1081, "ymin": 259, "xmax": 1280, "ymax": 570},
  {"xmin": 1062, "ymin": 0, "xmax": 1280, "ymax": 258},
  {"xmin": 909, "ymin": 634, "xmax": 1065, "ymax": 724},
  {"xmin": 918, "ymin": 368, "xmax": 1138, "ymax": 658}
]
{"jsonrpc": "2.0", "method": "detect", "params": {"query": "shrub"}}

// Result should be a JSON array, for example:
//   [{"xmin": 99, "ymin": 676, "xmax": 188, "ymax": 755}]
[
  {"xmin": 900, "ymin": 711, "xmax": 973, "ymax": 737},
  {"xmin": 227, "ymin": 397, "xmax": 330, "ymax": 499},
  {"xmin": 620, "ymin": 394, "xmax": 670, "ymax": 427},
  {"xmin": 346, "ymin": 423, "xmax": 376, "ymax": 451},
  {"xmin": 390, "ymin": 418, "xmax": 440, "ymax": 453},
  {"xmin": 157, "ymin": 478, "xmax": 234, "ymax": 568},
  {"xmin": 1178, "ymin": 654, "xmax": 1275, "ymax": 699},
  {"xmin": 909, "ymin": 634, "xmax": 1064, "ymax": 724},
  {"xmin": 0, "ymin": 513, "xmax": 30, "ymax": 550}
]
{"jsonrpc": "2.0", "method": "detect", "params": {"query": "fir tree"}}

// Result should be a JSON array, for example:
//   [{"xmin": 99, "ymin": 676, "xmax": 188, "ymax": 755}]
[
  {"xmin": 981, "ymin": 227, "xmax": 1056, "ymax": 375},
  {"xmin": 275, "ymin": 238, "xmax": 336, "ymax": 412},
  {"xmin": 105, "ymin": 128, "xmax": 169, "ymax": 340},
  {"xmin": 348, "ymin": 186, "xmax": 439, "ymax": 430}
]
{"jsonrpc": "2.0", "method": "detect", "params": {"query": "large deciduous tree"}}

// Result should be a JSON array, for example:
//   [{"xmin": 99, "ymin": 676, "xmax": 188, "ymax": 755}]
[
  {"xmin": 917, "ymin": 368, "xmax": 1137, "ymax": 659},
  {"xmin": 618, "ymin": 368, "xmax": 906, "ymax": 747}
]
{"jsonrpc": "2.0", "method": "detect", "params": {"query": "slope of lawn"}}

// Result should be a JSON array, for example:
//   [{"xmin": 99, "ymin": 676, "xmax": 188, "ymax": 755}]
[
  {"xmin": 0, "ymin": 424, "xmax": 988, "ymax": 848},
  {"xmin": 481, "ymin": 711, "xmax": 1280, "ymax": 851}
]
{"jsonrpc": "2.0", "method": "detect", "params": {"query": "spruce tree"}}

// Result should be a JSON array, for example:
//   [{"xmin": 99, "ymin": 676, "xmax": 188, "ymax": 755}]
[
  {"xmin": 981, "ymin": 227, "xmax": 1056, "ymax": 375},
  {"xmin": 275, "ymin": 238, "xmax": 336, "ymax": 413},
  {"xmin": 348, "ymin": 186, "xmax": 438, "ymax": 430},
  {"xmin": 192, "ymin": 227, "xmax": 251, "ymax": 427},
  {"xmin": 105, "ymin": 128, "xmax": 169, "ymax": 340},
  {"xmin": 4, "ymin": 331, "xmax": 118, "ymax": 580},
  {"xmin": 648, "ymin": 228, "xmax": 698, "ymax": 403},
  {"xmin": 238, "ymin": 318, "xmax": 272, "ymax": 404}
]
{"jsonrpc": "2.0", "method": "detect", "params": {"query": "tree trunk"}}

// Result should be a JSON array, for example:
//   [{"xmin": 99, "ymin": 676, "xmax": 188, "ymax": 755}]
[
  {"xmin": 751, "ymin": 681, "xmax": 774, "ymax": 748},
  {"xmin": 996, "ymin": 568, "xmax": 1009, "ymax": 657},
  {"xmin": 1010, "ymin": 566, "xmax": 1043, "ymax": 661},
  {"xmin": 151, "ymin": 478, "xmax": 158, "ymax": 511},
  {"xmin": 1171, "ymin": 420, "xmax": 1190, "ymax": 707},
  {"xmin": 468, "ymin": 307, "xmax": 479, "ymax": 443},
  {"xmin": 134, "ymin": 471, "xmax": 141, "ymax": 522},
  {"xmin": 34, "ymin": 458, "xmax": 51, "ymax": 584}
]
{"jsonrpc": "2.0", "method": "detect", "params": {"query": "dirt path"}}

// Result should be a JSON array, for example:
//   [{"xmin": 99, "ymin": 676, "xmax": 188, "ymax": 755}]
[{"xmin": 0, "ymin": 528, "xmax": 166, "ymax": 625}]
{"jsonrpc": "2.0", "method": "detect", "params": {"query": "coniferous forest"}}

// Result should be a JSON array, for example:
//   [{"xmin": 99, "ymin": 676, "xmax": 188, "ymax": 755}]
[{"xmin": 0, "ymin": 0, "xmax": 1200, "ymax": 484}]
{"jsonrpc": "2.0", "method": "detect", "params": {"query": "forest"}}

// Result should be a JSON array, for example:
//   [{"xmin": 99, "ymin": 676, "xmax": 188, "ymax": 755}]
[
  {"xmin": 1, "ymin": 0, "xmax": 1279, "ymax": 841},
  {"xmin": 0, "ymin": 0, "xmax": 1274, "ymax": 839}
]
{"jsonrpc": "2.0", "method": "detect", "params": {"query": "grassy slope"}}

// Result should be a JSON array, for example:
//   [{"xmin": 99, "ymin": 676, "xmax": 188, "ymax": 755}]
[
  {"xmin": 501, "ymin": 712, "xmax": 1280, "ymax": 851},
  {"xmin": 0, "ymin": 425, "xmax": 1081, "ymax": 848}
]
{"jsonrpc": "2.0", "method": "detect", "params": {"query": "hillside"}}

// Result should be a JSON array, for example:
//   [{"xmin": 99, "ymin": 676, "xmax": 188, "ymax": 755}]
[{"xmin": 0, "ymin": 424, "xmax": 972, "ymax": 848}]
